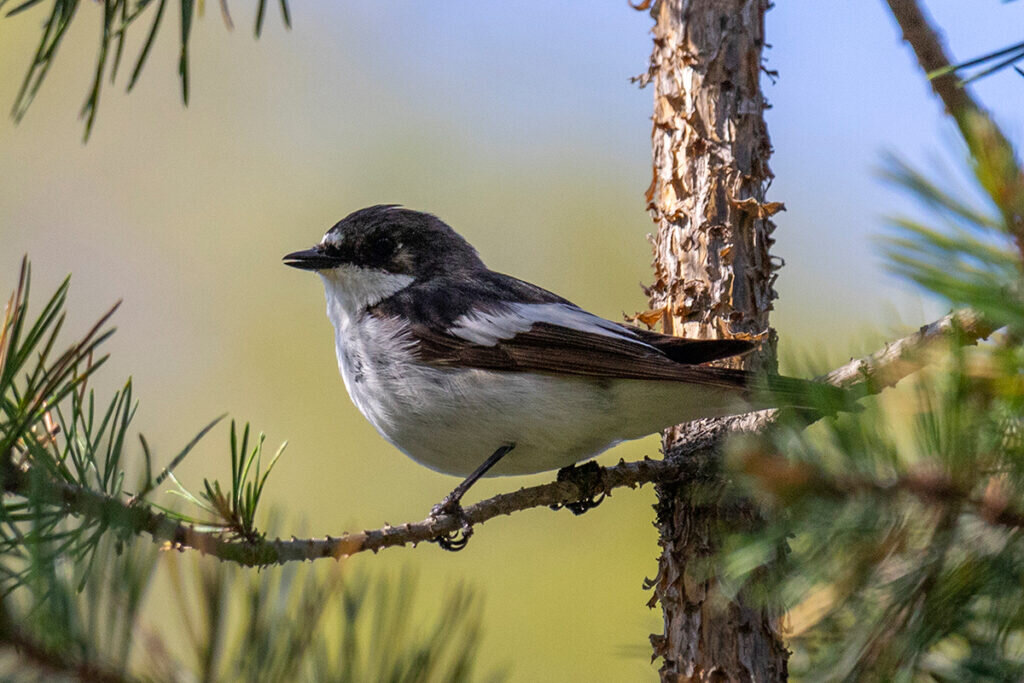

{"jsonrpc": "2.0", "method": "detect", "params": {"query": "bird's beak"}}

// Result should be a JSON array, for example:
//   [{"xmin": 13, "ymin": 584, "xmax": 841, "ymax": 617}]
[{"xmin": 282, "ymin": 247, "xmax": 341, "ymax": 271}]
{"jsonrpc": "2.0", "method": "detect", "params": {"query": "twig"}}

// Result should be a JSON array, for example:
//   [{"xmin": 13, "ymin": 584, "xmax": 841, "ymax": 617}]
[
  {"xmin": 819, "ymin": 308, "xmax": 993, "ymax": 390},
  {"xmin": 885, "ymin": 0, "xmax": 1024, "ymax": 257},
  {"xmin": 6, "ymin": 456, "xmax": 686, "ymax": 565},
  {"xmin": 884, "ymin": 0, "xmax": 988, "ymax": 129}
]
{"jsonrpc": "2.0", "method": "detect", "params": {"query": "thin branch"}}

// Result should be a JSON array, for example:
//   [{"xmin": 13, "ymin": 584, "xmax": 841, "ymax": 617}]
[
  {"xmin": 3, "ymin": 467, "xmax": 281, "ymax": 567},
  {"xmin": 883, "ymin": 0, "xmax": 1021, "ymax": 168},
  {"xmin": 5, "ymin": 455, "xmax": 686, "ymax": 565},
  {"xmin": 3, "ymin": 309, "xmax": 992, "ymax": 565},
  {"xmin": 885, "ymin": 0, "xmax": 1024, "ymax": 256},
  {"xmin": 884, "ymin": 0, "xmax": 989, "ymax": 130},
  {"xmin": 819, "ymin": 308, "xmax": 993, "ymax": 390}
]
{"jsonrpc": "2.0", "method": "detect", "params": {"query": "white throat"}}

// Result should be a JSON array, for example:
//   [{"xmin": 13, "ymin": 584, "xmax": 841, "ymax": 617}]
[{"xmin": 319, "ymin": 265, "xmax": 414, "ymax": 328}]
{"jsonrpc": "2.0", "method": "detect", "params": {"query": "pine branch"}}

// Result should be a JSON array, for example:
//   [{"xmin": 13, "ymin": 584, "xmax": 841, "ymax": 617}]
[
  {"xmin": 736, "ymin": 452, "xmax": 1024, "ymax": 532},
  {"xmin": 2, "ymin": 465, "xmax": 281, "ymax": 566},
  {"xmin": 5, "ymin": 0, "xmax": 292, "ymax": 140},
  {"xmin": 819, "ymin": 308, "xmax": 993, "ymax": 389},
  {"xmin": 5, "ymin": 453, "xmax": 687, "ymax": 565},
  {"xmin": 885, "ymin": 0, "xmax": 1024, "ymax": 257},
  {"xmin": 4, "ymin": 308, "xmax": 990, "ymax": 565},
  {"xmin": 884, "ymin": 0, "xmax": 991, "ymax": 130}
]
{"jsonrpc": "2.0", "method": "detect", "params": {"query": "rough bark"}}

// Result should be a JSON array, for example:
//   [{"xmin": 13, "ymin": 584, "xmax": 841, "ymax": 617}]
[{"xmin": 641, "ymin": 1, "xmax": 788, "ymax": 680}]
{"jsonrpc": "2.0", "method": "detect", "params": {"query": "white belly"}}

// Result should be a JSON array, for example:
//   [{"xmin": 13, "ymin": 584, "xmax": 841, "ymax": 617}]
[{"xmin": 332, "ymin": 316, "xmax": 749, "ymax": 477}]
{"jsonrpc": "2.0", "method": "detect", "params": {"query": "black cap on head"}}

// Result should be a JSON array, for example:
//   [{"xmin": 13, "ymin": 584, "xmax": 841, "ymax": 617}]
[{"xmin": 284, "ymin": 205, "xmax": 485, "ymax": 277}]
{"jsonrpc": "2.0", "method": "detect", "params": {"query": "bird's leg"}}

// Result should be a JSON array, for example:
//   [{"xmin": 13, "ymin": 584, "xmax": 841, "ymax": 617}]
[
  {"xmin": 550, "ymin": 461, "xmax": 607, "ymax": 515},
  {"xmin": 430, "ymin": 444, "xmax": 515, "ymax": 551}
]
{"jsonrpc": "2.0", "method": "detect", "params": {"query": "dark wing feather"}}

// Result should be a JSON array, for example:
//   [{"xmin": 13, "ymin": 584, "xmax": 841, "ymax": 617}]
[
  {"xmin": 626, "ymin": 327, "xmax": 756, "ymax": 365},
  {"xmin": 409, "ymin": 320, "xmax": 743, "ymax": 387},
  {"xmin": 402, "ymin": 316, "xmax": 846, "ymax": 406},
  {"xmin": 407, "ymin": 319, "xmax": 846, "ymax": 409}
]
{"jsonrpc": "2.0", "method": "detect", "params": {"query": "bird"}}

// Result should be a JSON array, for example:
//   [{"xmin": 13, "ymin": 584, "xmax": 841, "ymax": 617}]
[{"xmin": 284, "ymin": 205, "xmax": 843, "ymax": 549}]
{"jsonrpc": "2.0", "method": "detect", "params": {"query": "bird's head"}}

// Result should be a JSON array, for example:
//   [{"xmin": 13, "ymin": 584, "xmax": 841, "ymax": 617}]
[
  {"xmin": 284, "ymin": 205, "xmax": 485, "ymax": 314},
  {"xmin": 284, "ymin": 205, "xmax": 484, "ymax": 277}
]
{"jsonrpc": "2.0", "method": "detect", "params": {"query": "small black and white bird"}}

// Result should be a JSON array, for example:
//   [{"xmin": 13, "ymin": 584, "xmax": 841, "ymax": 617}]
[{"xmin": 284, "ymin": 206, "xmax": 837, "ymax": 544}]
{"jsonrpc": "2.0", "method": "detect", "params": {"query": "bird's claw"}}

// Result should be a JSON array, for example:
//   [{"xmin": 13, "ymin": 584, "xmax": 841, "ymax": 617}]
[
  {"xmin": 434, "ymin": 526, "xmax": 472, "ymax": 552},
  {"xmin": 560, "ymin": 492, "xmax": 606, "ymax": 515},
  {"xmin": 549, "ymin": 461, "xmax": 608, "ymax": 516},
  {"xmin": 430, "ymin": 496, "xmax": 474, "ymax": 552}
]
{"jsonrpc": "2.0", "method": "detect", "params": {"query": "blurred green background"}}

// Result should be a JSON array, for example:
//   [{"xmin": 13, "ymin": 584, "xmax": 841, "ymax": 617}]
[{"xmin": 1, "ymin": 2, "xmax": 1023, "ymax": 680}]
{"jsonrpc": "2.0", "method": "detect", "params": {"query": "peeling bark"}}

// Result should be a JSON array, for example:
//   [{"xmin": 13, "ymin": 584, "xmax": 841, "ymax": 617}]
[{"xmin": 641, "ymin": 0, "xmax": 788, "ymax": 680}]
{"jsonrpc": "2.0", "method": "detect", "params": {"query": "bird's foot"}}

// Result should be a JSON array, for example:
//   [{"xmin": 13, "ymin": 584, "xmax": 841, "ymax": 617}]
[
  {"xmin": 550, "ymin": 461, "xmax": 607, "ymax": 516},
  {"xmin": 429, "ymin": 494, "xmax": 474, "ymax": 552}
]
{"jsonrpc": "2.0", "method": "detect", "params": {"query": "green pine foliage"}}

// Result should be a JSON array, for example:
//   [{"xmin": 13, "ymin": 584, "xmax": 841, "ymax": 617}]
[
  {"xmin": 725, "ymin": 114, "xmax": 1024, "ymax": 680},
  {"xmin": 928, "ymin": 39, "xmax": 1024, "ymax": 86},
  {"xmin": 2, "ymin": 0, "xmax": 291, "ymax": 140},
  {"xmin": 0, "ymin": 261, "xmax": 501, "ymax": 680},
  {"xmin": 3, "ymin": 533, "xmax": 497, "ymax": 682}
]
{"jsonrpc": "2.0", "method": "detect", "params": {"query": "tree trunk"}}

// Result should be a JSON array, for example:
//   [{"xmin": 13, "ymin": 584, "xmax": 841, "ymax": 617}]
[{"xmin": 641, "ymin": 0, "xmax": 788, "ymax": 680}]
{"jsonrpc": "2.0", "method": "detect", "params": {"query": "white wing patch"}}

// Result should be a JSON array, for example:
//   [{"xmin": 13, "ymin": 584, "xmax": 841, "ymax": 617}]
[
  {"xmin": 449, "ymin": 303, "xmax": 651, "ymax": 348},
  {"xmin": 448, "ymin": 307, "xmax": 535, "ymax": 345}
]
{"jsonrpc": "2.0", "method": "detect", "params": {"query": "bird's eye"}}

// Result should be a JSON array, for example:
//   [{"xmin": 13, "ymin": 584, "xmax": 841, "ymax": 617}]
[{"xmin": 360, "ymin": 233, "xmax": 398, "ymax": 269}]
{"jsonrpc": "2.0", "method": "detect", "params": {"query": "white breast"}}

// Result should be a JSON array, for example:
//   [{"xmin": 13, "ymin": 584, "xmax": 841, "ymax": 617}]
[{"xmin": 330, "ymin": 312, "xmax": 627, "ymax": 475}]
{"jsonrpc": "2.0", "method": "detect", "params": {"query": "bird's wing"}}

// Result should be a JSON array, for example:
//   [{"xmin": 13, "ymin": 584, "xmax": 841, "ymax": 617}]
[
  {"xmin": 369, "ymin": 275, "xmax": 837, "ymax": 405},
  {"xmin": 380, "ymin": 299, "xmax": 752, "ymax": 391}
]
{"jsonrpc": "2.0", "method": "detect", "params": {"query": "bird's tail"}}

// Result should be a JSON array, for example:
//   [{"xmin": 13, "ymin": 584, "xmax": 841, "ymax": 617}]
[
  {"xmin": 685, "ymin": 365, "xmax": 861, "ymax": 415},
  {"xmin": 750, "ymin": 370, "xmax": 862, "ymax": 416}
]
